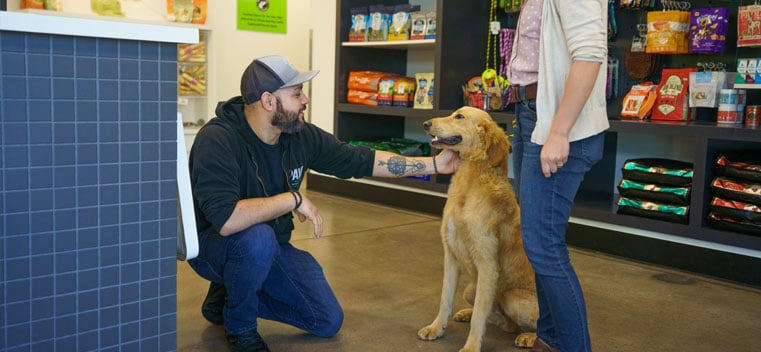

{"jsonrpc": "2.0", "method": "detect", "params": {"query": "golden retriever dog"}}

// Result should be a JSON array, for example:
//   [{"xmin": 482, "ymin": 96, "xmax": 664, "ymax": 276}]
[{"xmin": 418, "ymin": 107, "xmax": 538, "ymax": 351}]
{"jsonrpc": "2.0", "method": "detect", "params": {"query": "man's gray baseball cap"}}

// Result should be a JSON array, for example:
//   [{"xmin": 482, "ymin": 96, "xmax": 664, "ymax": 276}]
[{"xmin": 240, "ymin": 55, "xmax": 319, "ymax": 104}]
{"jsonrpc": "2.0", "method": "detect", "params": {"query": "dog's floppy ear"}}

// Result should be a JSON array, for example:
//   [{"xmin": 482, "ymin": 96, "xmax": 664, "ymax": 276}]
[{"xmin": 481, "ymin": 120, "xmax": 510, "ymax": 167}]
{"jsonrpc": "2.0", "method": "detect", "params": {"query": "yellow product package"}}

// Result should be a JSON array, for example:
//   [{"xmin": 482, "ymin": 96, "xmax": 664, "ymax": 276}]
[{"xmin": 646, "ymin": 10, "xmax": 690, "ymax": 54}]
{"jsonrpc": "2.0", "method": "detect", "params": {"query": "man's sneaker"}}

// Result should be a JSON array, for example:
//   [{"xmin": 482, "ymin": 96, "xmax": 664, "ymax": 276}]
[
  {"xmin": 201, "ymin": 282, "xmax": 225, "ymax": 325},
  {"xmin": 226, "ymin": 329, "xmax": 270, "ymax": 352}
]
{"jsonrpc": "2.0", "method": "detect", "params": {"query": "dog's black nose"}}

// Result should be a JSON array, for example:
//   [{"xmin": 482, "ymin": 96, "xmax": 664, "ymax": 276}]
[{"xmin": 423, "ymin": 120, "xmax": 432, "ymax": 130}]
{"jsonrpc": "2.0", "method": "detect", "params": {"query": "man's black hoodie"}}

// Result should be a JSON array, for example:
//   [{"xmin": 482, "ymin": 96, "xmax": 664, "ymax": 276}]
[{"xmin": 188, "ymin": 96, "xmax": 375, "ymax": 243}]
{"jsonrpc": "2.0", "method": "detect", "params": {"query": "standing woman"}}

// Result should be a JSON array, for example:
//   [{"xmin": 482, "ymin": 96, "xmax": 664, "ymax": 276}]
[{"xmin": 508, "ymin": 0, "xmax": 610, "ymax": 351}]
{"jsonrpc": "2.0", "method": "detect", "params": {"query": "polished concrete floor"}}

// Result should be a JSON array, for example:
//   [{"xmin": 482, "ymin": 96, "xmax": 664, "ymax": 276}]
[{"xmin": 177, "ymin": 189, "xmax": 761, "ymax": 352}]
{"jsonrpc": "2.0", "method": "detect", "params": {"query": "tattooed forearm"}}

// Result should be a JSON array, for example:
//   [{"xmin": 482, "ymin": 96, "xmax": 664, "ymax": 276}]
[{"xmin": 378, "ymin": 155, "xmax": 426, "ymax": 177}]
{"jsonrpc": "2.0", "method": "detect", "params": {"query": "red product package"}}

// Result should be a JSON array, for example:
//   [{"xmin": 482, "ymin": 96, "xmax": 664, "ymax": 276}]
[
  {"xmin": 738, "ymin": 5, "xmax": 761, "ymax": 47},
  {"xmin": 652, "ymin": 68, "xmax": 697, "ymax": 121}
]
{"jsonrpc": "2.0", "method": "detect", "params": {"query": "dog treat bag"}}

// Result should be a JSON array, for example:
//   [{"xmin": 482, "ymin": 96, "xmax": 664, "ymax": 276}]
[
  {"xmin": 646, "ymin": 10, "xmax": 690, "ymax": 54},
  {"xmin": 738, "ymin": 5, "xmax": 761, "ymax": 47},
  {"xmin": 689, "ymin": 8, "xmax": 728, "ymax": 54},
  {"xmin": 652, "ymin": 68, "xmax": 697, "ymax": 121},
  {"xmin": 349, "ymin": 7, "xmax": 369, "ymax": 42},
  {"xmin": 689, "ymin": 71, "xmax": 733, "ymax": 108}
]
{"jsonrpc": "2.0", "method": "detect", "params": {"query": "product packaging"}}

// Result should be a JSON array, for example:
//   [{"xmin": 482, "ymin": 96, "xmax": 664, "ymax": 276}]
[
  {"xmin": 349, "ymin": 7, "xmax": 369, "ymax": 42},
  {"xmin": 652, "ymin": 68, "xmax": 697, "ymax": 121},
  {"xmin": 738, "ymin": 5, "xmax": 761, "ymax": 47},
  {"xmin": 410, "ymin": 11, "xmax": 427, "ymax": 40},
  {"xmin": 646, "ymin": 10, "xmax": 690, "ymax": 54},
  {"xmin": 621, "ymin": 82, "xmax": 657, "ymax": 119},
  {"xmin": 689, "ymin": 7, "xmax": 728, "ymax": 54},
  {"xmin": 414, "ymin": 73, "xmax": 434, "ymax": 109},
  {"xmin": 388, "ymin": 4, "xmax": 417, "ymax": 41},
  {"xmin": 689, "ymin": 71, "xmax": 733, "ymax": 108},
  {"xmin": 368, "ymin": 5, "xmax": 389, "ymax": 41},
  {"xmin": 425, "ymin": 11, "xmax": 436, "ymax": 39}
]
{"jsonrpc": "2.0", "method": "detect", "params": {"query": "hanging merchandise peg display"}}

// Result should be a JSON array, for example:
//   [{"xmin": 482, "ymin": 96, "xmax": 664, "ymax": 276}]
[{"xmin": 463, "ymin": 0, "xmax": 511, "ymax": 111}]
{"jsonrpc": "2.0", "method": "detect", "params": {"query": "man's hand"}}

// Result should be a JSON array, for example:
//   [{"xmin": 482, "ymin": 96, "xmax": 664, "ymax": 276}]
[
  {"xmin": 294, "ymin": 194, "xmax": 323, "ymax": 238},
  {"xmin": 435, "ymin": 149, "xmax": 460, "ymax": 174}
]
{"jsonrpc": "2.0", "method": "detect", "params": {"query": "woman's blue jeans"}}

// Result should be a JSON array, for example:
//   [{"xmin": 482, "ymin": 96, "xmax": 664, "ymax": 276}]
[
  {"xmin": 188, "ymin": 223, "xmax": 343, "ymax": 337},
  {"xmin": 512, "ymin": 99, "xmax": 604, "ymax": 352}
]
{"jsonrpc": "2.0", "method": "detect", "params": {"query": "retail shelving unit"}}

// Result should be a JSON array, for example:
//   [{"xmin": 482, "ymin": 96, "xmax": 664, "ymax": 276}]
[{"xmin": 308, "ymin": 0, "xmax": 761, "ymax": 284}]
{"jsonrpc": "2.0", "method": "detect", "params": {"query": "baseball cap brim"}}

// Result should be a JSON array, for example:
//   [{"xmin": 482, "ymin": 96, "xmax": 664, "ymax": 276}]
[{"xmin": 282, "ymin": 69, "xmax": 319, "ymax": 88}]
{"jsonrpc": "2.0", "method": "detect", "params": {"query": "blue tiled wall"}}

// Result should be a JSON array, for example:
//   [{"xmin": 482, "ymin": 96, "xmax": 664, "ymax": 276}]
[{"xmin": 1, "ymin": 31, "xmax": 178, "ymax": 351}]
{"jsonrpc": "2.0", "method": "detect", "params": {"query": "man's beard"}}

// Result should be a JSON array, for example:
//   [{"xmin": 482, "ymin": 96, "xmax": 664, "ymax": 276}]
[{"xmin": 272, "ymin": 98, "xmax": 304, "ymax": 134}]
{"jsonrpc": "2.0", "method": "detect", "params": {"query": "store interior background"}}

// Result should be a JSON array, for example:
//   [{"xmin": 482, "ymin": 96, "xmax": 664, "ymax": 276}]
[
  {"xmin": 7, "ymin": 0, "xmax": 760, "ymax": 302},
  {"xmin": 3, "ymin": 0, "xmax": 761, "ymax": 350}
]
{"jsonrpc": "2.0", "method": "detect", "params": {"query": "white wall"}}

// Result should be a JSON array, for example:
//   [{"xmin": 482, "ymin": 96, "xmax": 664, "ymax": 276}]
[
  {"xmin": 205, "ymin": 0, "xmax": 313, "ymax": 111},
  {"xmin": 308, "ymin": 0, "xmax": 337, "ymax": 132}
]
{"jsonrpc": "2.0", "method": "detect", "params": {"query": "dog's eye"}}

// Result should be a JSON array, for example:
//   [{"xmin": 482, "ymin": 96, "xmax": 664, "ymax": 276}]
[{"xmin": 455, "ymin": 114, "xmax": 465, "ymax": 120}]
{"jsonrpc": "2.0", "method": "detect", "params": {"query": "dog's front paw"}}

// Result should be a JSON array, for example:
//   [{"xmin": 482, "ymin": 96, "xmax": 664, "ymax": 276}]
[
  {"xmin": 417, "ymin": 324, "xmax": 445, "ymax": 341},
  {"xmin": 514, "ymin": 332, "xmax": 537, "ymax": 348},
  {"xmin": 453, "ymin": 308, "xmax": 472, "ymax": 322}
]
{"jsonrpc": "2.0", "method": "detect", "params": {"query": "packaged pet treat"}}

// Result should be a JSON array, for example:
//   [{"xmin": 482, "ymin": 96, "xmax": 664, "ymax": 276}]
[
  {"xmin": 414, "ymin": 73, "xmax": 434, "ymax": 109},
  {"xmin": 392, "ymin": 76, "xmax": 415, "ymax": 107},
  {"xmin": 410, "ymin": 11, "xmax": 427, "ymax": 40},
  {"xmin": 652, "ymin": 68, "xmax": 697, "ymax": 121},
  {"xmin": 738, "ymin": 5, "xmax": 761, "ymax": 47},
  {"xmin": 621, "ymin": 82, "xmax": 657, "ymax": 119},
  {"xmin": 388, "ymin": 4, "xmax": 416, "ymax": 41},
  {"xmin": 377, "ymin": 76, "xmax": 396, "ymax": 106},
  {"xmin": 368, "ymin": 5, "xmax": 390, "ymax": 41},
  {"xmin": 689, "ymin": 8, "xmax": 728, "ymax": 54},
  {"xmin": 689, "ymin": 71, "xmax": 733, "ymax": 108},
  {"xmin": 349, "ymin": 7, "xmax": 369, "ymax": 42},
  {"xmin": 646, "ymin": 10, "xmax": 690, "ymax": 54},
  {"xmin": 425, "ymin": 11, "xmax": 437, "ymax": 39}
]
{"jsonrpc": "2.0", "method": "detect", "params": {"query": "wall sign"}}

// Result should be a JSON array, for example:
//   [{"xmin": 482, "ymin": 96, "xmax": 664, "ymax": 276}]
[{"xmin": 237, "ymin": 0, "xmax": 287, "ymax": 33}]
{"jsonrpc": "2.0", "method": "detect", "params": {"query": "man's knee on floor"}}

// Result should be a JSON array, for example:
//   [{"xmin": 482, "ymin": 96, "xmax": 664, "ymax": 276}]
[{"xmin": 311, "ymin": 308, "xmax": 344, "ymax": 338}]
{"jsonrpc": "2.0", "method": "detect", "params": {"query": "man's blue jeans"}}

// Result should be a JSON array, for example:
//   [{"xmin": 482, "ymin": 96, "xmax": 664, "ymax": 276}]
[
  {"xmin": 512, "ymin": 99, "xmax": 604, "ymax": 352},
  {"xmin": 188, "ymin": 223, "xmax": 343, "ymax": 337}
]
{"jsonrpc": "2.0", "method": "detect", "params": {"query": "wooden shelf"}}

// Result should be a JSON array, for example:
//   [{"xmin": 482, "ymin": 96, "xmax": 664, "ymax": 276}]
[
  {"xmin": 341, "ymin": 39, "xmax": 436, "ymax": 50},
  {"xmin": 734, "ymin": 84, "xmax": 761, "ymax": 90}
]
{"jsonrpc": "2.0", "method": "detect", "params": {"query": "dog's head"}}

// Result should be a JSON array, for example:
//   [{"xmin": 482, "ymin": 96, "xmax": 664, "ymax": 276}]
[{"xmin": 423, "ymin": 106, "xmax": 511, "ymax": 166}]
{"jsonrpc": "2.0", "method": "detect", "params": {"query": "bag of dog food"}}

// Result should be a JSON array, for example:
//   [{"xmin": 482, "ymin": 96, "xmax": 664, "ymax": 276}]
[
  {"xmin": 618, "ymin": 179, "xmax": 691, "ymax": 205},
  {"xmin": 738, "ymin": 5, "xmax": 761, "ymax": 47},
  {"xmin": 652, "ymin": 68, "xmax": 697, "ymax": 121},
  {"xmin": 710, "ymin": 176, "xmax": 761, "ymax": 206},
  {"xmin": 713, "ymin": 150, "xmax": 761, "ymax": 183},
  {"xmin": 707, "ymin": 212, "xmax": 761, "ymax": 236},
  {"xmin": 646, "ymin": 10, "xmax": 690, "ymax": 54},
  {"xmin": 347, "ymin": 89, "xmax": 378, "ymax": 106},
  {"xmin": 621, "ymin": 158, "xmax": 693, "ymax": 186},
  {"xmin": 616, "ymin": 196, "xmax": 689, "ymax": 224},
  {"xmin": 349, "ymin": 7, "xmax": 369, "ymax": 42},
  {"xmin": 689, "ymin": 7, "xmax": 729, "ymax": 54}
]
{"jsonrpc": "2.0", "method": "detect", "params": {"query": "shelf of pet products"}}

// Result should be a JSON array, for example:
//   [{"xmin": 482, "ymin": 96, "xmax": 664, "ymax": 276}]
[
  {"xmin": 337, "ymin": 103, "xmax": 515, "ymax": 125},
  {"xmin": 341, "ymin": 39, "xmax": 436, "ymax": 50},
  {"xmin": 608, "ymin": 119, "xmax": 761, "ymax": 141},
  {"xmin": 570, "ymin": 188, "xmax": 761, "ymax": 250}
]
